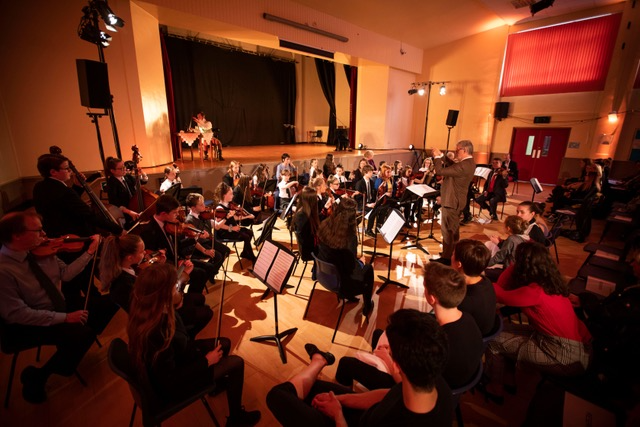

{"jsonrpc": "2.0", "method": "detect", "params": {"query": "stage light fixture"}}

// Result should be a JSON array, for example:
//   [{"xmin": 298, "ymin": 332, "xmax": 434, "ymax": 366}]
[
  {"xmin": 417, "ymin": 86, "xmax": 426, "ymax": 96},
  {"xmin": 408, "ymin": 83, "xmax": 418, "ymax": 95},
  {"xmin": 409, "ymin": 144, "xmax": 415, "ymax": 151},
  {"xmin": 439, "ymin": 84, "xmax": 446, "ymax": 96},
  {"xmin": 608, "ymin": 111, "xmax": 618, "ymax": 123},
  {"xmin": 358, "ymin": 143, "xmax": 364, "ymax": 150},
  {"xmin": 93, "ymin": 0, "xmax": 124, "ymax": 32},
  {"xmin": 530, "ymin": 0, "xmax": 555, "ymax": 16}
]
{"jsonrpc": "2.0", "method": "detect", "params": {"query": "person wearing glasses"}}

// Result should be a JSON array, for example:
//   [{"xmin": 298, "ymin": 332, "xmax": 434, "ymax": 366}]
[
  {"xmin": 105, "ymin": 156, "xmax": 143, "ymax": 228},
  {"xmin": 0, "ymin": 211, "xmax": 101, "ymax": 403},
  {"xmin": 431, "ymin": 141, "xmax": 476, "ymax": 265}
]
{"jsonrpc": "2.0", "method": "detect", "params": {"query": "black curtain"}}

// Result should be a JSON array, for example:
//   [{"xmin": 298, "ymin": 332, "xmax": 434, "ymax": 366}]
[
  {"xmin": 164, "ymin": 36, "xmax": 296, "ymax": 146},
  {"xmin": 314, "ymin": 58, "xmax": 336, "ymax": 147},
  {"xmin": 160, "ymin": 30, "xmax": 180, "ymax": 159}
]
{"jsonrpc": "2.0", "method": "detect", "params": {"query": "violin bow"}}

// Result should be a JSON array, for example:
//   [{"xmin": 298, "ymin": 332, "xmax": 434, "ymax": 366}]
[{"xmin": 84, "ymin": 249, "xmax": 100, "ymax": 311}]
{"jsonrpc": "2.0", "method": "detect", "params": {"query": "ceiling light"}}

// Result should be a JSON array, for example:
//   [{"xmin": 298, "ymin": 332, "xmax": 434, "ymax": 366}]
[
  {"xmin": 439, "ymin": 84, "xmax": 447, "ymax": 96},
  {"xmin": 608, "ymin": 111, "xmax": 618, "ymax": 123}
]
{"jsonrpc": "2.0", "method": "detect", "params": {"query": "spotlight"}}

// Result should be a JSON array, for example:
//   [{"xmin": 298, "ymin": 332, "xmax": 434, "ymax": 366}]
[
  {"xmin": 78, "ymin": 11, "xmax": 111, "ymax": 47},
  {"xmin": 439, "ymin": 84, "xmax": 446, "ymax": 96},
  {"xmin": 357, "ymin": 143, "xmax": 364, "ymax": 150},
  {"xmin": 408, "ymin": 88, "xmax": 417, "ymax": 95},
  {"xmin": 608, "ymin": 111, "xmax": 618, "ymax": 123},
  {"xmin": 409, "ymin": 144, "xmax": 415, "ymax": 151},
  {"xmin": 93, "ymin": 0, "xmax": 125, "ymax": 32},
  {"xmin": 530, "ymin": 0, "xmax": 555, "ymax": 16},
  {"xmin": 417, "ymin": 86, "xmax": 425, "ymax": 96}
]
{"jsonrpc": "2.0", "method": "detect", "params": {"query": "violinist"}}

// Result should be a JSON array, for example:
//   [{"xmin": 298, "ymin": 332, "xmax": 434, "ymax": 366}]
[
  {"xmin": 277, "ymin": 170, "xmax": 298, "ymax": 212},
  {"xmin": 326, "ymin": 175, "xmax": 342, "ymax": 201},
  {"xmin": 251, "ymin": 164, "xmax": 274, "ymax": 211},
  {"xmin": 322, "ymin": 153, "xmax": 336, "ymax": 179},
  {"xmin": 105, "ymin": 156, "xmax": 142, "ymax": 227},
  {"xmin": 334, "ymin": 164, "xmax": 348, "ymax": 184},
  {"xmin": 292, "ymin": 187, "xmax": 320, "ymax": 265},
  {"xmin": 365, "ymin": 164, "xmax": 399, "ymax": 238},
  {"xmin": 233, "ymin": 175, "xmax": 262, "ymax": 225},
  {"xmin": 223, "ymin": 160, "xmax": 241, "ymax": 188},
  {"xmin": 252, "ymin": 163, "xmax": 270, "ymax": 189},
  {"xmin": 308, "ymin": 158, "xmax": 319, "ymax": 181},
  {"xmin": 137, "ymin": 195, "xmax": 209, "ymax": 294},
  {"xmin": 474, "ymin": 158, "xmax": 508, "ymax": 221},
  {"xmin": 351, "ymin": 158, "xmax": 368, "ymax": 184},
  {"xmin": 275, "ymin": 153, "xmax": 297, "ymax": 181},
  {"xmin": 0, "ymin": 211, "xmax": 102, "ymax": 403},
  {"xmin": 310, "ymin": 176, "xmax": 332, "ymax": 220},
  {"xmin": 184, "ymin": 193, "xmax": 229, "ymax": 280},
  {"xmin": 98, "ymin": 234, "xmax": 213, "ymax": 338},
  {"xmin": 159, "ymin": 165, "xmax": 181, "ymax": 194},
  {"xmin": 213, "ymin": 183, "xmax": 257, "ymax": 264},
  {"xmin": 355, "ymin": 165, "xmax": 376, "ymax": 212}
]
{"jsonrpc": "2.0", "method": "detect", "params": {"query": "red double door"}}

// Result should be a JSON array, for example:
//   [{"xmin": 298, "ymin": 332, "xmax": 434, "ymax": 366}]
[{"xmin": 509, "ymin": 128, "xmax": 571, "ymax": 185}]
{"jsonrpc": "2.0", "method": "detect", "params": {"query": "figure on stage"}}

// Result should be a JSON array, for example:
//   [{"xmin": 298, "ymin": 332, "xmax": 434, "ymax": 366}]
[
  {"xmin": 432, "ymin": 140, "xmax": 476, "ymax": 265},
  {"xmin": 193, "ymin": 111, "xmax": 224, "ymax": 161}
]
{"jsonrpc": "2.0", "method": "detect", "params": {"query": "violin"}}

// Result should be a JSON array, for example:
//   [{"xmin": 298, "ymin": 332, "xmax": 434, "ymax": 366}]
[
  {"xmin": 164, "ymin": 221, "xmax": 202, "ymax": 238},
  {"xmin": 229, "ymin": 202, "xmax": 251, "ymax": 217},
  {"xmin": 136, "ymin": 250, "xmax": 166, "ymax": 270},
  {"xmin": 31, "ymin": 235, "xmax": 92, "ymax": 257},
  {"xmin": 335, "ymin": 188, "xmax": 358, "ymax": 197}
]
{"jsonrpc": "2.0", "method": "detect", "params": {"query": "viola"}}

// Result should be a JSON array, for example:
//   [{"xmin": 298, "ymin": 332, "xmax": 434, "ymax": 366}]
[
  {"xmin": 31, "ymin": 235, "xmax": 92, "ymax": 257},
  {"xmin": 164, "ymin": 221, "xmax": 202, "ymax": 238},
  {"xmin": 136, "ymin": 250, "xmax": 167, "ymax": 270}
]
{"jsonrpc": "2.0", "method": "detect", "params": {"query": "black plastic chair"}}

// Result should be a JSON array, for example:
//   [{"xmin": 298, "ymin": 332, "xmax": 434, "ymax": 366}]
[
  {"xmin": 108, "ymin": 338, "xmax": 220, "ymax": 427},
  {"xmin": 293, "ymin": 230, "xmax": 314, "ymax": 294},
  {"xmin": 451, "ymin": 364, "xmax": 483, "ymax": 427},
  {"xmin": 219, "ymin": 237, "xmax": 244, "ymax": 270},
  {"xmin": 303, "ymin": 254, "xmax": 348, "ymax": 343},
  {"xmin": 0, "ymin": 319, "xmax": 41, "ymax": 408},
  {"xmin": 482, "ymin": 313, "xmax": 504, "ymax": 351},
  {"xmin": 545, "ymin": 219, "xmax": 564, "ymax": 263}
]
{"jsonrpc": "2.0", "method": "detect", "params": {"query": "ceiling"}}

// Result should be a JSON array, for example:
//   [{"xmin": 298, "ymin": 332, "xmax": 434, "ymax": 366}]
[{"xmin": 290, "ymin": 0, "xmax": 622, "ymax": 50}]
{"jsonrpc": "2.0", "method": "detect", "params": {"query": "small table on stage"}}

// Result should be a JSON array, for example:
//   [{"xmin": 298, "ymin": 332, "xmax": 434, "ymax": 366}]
[{"xmin": 177, "ymin": 131, "xmax": 200, "ymax": 161}]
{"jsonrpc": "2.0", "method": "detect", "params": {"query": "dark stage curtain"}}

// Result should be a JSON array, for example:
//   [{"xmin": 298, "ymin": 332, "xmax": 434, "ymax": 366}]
[
  {"xmin": 345, "ymin": 65, "xmax": 357, "ymax": 150},
  {"xmin": 314, "ymin": 58, "xmax": 336, "ymax": 147},
  {"xmin": 160, "ymin": 30, "xmax": 180, "ymax": 160},
  {"xmin": 164, "ymin": 36, "xmax": 296, "ymax": 147}
]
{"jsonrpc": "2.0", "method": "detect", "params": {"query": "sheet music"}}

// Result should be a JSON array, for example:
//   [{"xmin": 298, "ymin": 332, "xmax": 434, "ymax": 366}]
[
  {"xmin": 474, "ymin": 167, "xmax": 491, "ymax": 180},
  {"xmin": 406, "ymin": 184, "xmax": 437, "ymax": 197},
  {"xmin": 594, "ymin": 250, "xmax": 619, "ymax": 261},
  {"xmin": 267, "ymin": 250, "xmax": 295, "ymax": 293},
  {"xmin": 379, "ymin": 209, "xmax": 405, "ymax": 244},
  {"xmin": 586, "ymin": 276, "xmax": 616, "ymax": 297},
  {"xmin": 253, "ymin": 240, "xmax": 277, "ymax": 280}
]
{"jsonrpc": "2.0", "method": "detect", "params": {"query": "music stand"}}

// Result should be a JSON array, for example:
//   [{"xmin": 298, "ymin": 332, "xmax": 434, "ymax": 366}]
[
  {"xmin": 363, "ymin": 195, "xmax": 390, "ymax": 262},
  {"xmin": 404, "ymin": 184, "xmax": 438, "ymax": 254},
  {"xmin": 376, "ymin": 209, "xmax": 410, "ymax": 294},
  {"xmin": 249, "ymin": 239, "xmax": 298, "ymax": 364},
  {"xmin": 472, "ymin": 167, "xmax": 492, "ymax": 224},
  {"xmin": 530, "ymin": 178, "xmax": 543, "ymax": 202}
]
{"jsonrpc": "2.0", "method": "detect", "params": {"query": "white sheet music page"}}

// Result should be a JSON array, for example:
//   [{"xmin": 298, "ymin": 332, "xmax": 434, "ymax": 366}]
[
  {"xmin": 406, "ymin": 184, "xmax": 436, "ymax": 197},
  {"xmin": 379, "ymin": 209, "xmax": 405, "ymax": 244},
  {"xmin": 253, "ymin": 240, "xmax": 277, "ymax": 281},
  {"xmin": 267, "ymin": 250, "xmax": 295, "ymax": 293},
  {"xmin": 474, "ymin": 167, "xmax": 491, "ymax": 180}
]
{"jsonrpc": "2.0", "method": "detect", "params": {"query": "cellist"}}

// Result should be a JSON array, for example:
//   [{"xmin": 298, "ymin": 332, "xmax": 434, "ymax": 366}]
[{"xmin": 105, "ymin": 156, "xmax": 145, "ymax": 228}]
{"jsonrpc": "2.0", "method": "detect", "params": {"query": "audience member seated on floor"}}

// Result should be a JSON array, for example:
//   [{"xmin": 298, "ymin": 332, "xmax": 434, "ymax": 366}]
[
  {"xmin": 484, "ymin": 215, "xmax": 529, "ymax": 282},
  {"xmin": 0, "ymin": 211, "xmax": 101, "ymax": 404},
  {"xmin": 99, "ymin": 234, "xmax": 213, "ymax": 339},
  {"xmin": 267, "ymin": 309, "xmax": 453, "ymax": 427},
  {"xmin": 317, "ymin": 197, "xmax": 375, "ymax": 318},
  {"xmin": 451, "ymin": 239, "xmax": 496, "ymax": 336},
  {"xmin": 516, "ymin": 201, "xmax": 548, "ymax": 244},
  {"xmin": 484, "ymin": 242, "xmax": 592, "ymax": 401},
  {"xmin": 335, "ymin": 263, "xmax": 483, "ymax": 392},
  {"xmin": 127, "ymin": 263, "xmax": 260, "ymax": 427}
]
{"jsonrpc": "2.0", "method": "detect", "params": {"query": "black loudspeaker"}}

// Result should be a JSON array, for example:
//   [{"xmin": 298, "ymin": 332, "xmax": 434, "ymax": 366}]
[
  {"xmin": 446, "ymin": 110, "xmax": 459, "ymax": 127},
  {"xmin": 76, "ymin": 59, "xmax": 111, "ymax": 109},
  {"xmin": 494, "ymin": 102, "xmax": 510, "ymax": 120}
]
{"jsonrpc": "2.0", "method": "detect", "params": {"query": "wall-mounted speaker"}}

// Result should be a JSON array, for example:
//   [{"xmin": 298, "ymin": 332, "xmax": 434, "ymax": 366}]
[
  {"xmin": 76, "ymin": 59, "xmax": 111, "ymax": 109},
  {"xmin": 446, "ymin": 110, "xmax": 459, "ymax": 127},
  {"xmin": 494, "ymin": 102, "xmax": 510, "ymax": 120}
]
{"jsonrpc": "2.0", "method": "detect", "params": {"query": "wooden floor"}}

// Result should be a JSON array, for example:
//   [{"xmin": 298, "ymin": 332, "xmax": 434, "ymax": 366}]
[{"xmin": 0, "ymin": 184, "xmax": 619, "ymax": 426}]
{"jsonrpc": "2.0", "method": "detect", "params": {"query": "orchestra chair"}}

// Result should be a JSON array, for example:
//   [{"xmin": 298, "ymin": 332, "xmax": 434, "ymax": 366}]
[
  {"xmin": 303, "ymin": 254, "xmax": 348, "ymax": 343},
  {"xmin": 309, "ymin": 129, "xmax": 323, "ymax": 143},
  {"xmin": 108, "ymin": 338, "xmax": 220, "ymax": 427},
  {"xmin": 219, "ymin": 237, "xmax": 245, "ymax": 270},
  {"xmin": 545, "ymin": 220, "xmax": 564, "ymax": 264},
  {"xmin": 482, "ymin": 314, "xmax": 504, "ymax": 352},
  {"xmin": 451, "ymin": 364, "xmax": 483, "ymax": 427},
  {"xmin": 293, "ymin": 230, "xmax": 314, "ymax": 294}
]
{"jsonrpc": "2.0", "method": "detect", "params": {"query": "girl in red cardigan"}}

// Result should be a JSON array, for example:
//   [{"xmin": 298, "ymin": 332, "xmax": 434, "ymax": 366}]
[{"xmin": 485, "ymin": 242, "xmax": 591, "ymax": 398}]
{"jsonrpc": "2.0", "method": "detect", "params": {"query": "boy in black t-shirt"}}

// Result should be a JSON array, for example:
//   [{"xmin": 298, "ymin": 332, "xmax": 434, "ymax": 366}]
[
  {"xmin": 452, "ymin": 239, "xmax": 497, "ymax": 336},
  {"xmin": 267, "ymin": 309, "xmax": 453, "ymax": 426}
]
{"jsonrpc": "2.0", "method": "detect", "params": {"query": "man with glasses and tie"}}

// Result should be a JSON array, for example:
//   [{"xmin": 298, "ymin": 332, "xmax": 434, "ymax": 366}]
[
  {"xmin": 432, "ymin": 141, "xmax": 476, "ymax": 265},
  {"xmin": 0, "ymin": 211, "xmax": 101, "ymax": 403}
]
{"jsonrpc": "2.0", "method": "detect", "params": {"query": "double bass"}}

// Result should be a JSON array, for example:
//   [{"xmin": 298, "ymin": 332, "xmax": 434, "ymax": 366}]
[{"xmin": 128, "ymin": 145, "xmax": 159, "ymax": 223}]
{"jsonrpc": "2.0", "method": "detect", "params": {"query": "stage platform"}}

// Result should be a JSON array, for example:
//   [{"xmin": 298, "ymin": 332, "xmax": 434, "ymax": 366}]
[{"xmin": 142, "ymin": 143, "xmax": 418, "ymax": 197}]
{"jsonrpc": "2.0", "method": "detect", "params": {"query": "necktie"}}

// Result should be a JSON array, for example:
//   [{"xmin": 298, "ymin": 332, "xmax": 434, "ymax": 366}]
[
  {"xmin": 366, "ymin": 181, "xmax": 370, "ymax": 201},
  {"xmin": 121, "ymin": 178, "xmax": 132, "ymax": 197},
  {"xmin": 26, "ymin": 253, "xmax": 66, "ymax": 312}
]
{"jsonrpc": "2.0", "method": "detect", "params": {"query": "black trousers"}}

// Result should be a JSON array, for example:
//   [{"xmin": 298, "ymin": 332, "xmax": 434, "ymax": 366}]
[
  {"xmin": 335, "ymin": 356, "xmax": 396, "ymax": 391},
  {"xmin": 4, "ymin": 322, "xmax": 95, "ymax": 378},
  {"xmin": 179, "ymin": 293, "xmax": 213, "ymax": 339}
]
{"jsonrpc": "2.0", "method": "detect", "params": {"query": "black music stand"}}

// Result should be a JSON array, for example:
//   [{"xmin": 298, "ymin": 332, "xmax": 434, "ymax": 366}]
[
  {"xmin": 249, "ymin": 240, "xmax": 298, "ymax": 364},
  {"xmin": 404, "ymin": 184, "xmax": 438, "ymax": 254},
  {"xmin": 363, "ymin": 195, "xmax": 390, "ymax": 262},
  {"xmin": 376, "ymin": 209, "xmax": 410, "ymax": 294},
  {"xmin": 530, "ymin": 178, "xmax": 543, "ymax": 202}
]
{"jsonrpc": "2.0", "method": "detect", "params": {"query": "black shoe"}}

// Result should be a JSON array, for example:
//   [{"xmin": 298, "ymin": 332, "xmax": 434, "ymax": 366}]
[
  {"xmin": 304, "ymin": 343, "xmax": 335, "ymax": 365},
  {"xmin": 226, "ymin": 407, "xmax": 261, "ymax": 427},
  {"xmin": 21, "ymin": 366, "xmax": 47, "ymax": 404},
  {"xmin": 461, "ymin": 217, "xmax": 472, "ymax": 225},
  {"xmin": 219, "ymin": 156, "xmax": 225, "ymax": 161},
  {"xmin": 365, "ymin": 230, "xmax": 376, "ymax": 238},
  {"xmin": 431, "ymin": 257, "xmax": 451, "ymax": 266},
  {"xmin": 491, "ymin": 214, "xmax": 499, "ymax": 221},
  {"xmin": 346, "ymin": 296, "xmax": 360, "ymax": 303}
]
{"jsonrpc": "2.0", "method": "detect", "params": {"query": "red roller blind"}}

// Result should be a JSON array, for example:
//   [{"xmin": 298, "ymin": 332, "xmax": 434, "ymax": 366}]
[{"xmin": 501, "ymin": 13, "xmax": 622, "ymax": 97}]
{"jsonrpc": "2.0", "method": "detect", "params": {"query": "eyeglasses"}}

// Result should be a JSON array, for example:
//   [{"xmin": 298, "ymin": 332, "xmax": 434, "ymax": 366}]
[
  {"xmin": 58, "ymin": 167, "xmax": 71, "ymax": 171},
  {"xmin": 25, "ymin": 228, "xmax": 45, "ymax": 233}
]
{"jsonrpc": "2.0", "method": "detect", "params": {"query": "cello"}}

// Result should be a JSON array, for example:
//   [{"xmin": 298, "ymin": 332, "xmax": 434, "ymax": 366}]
[
  {"xmin": 49, "ymin": 146, "xmax": 121, "ymax": 229},
  {"xmin": 128, "ymin": 145, "xmax": 159, "ymax": 223}
]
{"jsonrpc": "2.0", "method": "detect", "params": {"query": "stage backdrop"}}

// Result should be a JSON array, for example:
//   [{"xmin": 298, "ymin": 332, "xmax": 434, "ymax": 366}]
[{"xmin": 164, "ymin": 35, "xmax": 296, "ymax": 147}]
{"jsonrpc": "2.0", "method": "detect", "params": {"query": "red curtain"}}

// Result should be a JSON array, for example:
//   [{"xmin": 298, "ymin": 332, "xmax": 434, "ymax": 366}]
[
  {"xmin": 501, "ymin": 13, "xmax": 622, "ymax": 97},
  {"xmin": 634, "ymin": 64, "xmax": 640, "ymax": 89}
]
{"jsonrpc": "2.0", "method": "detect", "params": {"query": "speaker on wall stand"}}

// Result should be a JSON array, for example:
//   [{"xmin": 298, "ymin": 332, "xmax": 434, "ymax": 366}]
[
  {"xmin": 494, "ymin": 102, "xmax": 509, "ymax": 121},
  {"xmin": 445, "ymin": 109, "xmax": 459, "ymax": 152}
]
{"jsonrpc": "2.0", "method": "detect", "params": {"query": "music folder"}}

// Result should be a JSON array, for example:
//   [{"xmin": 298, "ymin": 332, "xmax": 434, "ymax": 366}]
[{"xmin": 249, "ymin": 239, "xmax": 296, "ymax": 294}]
